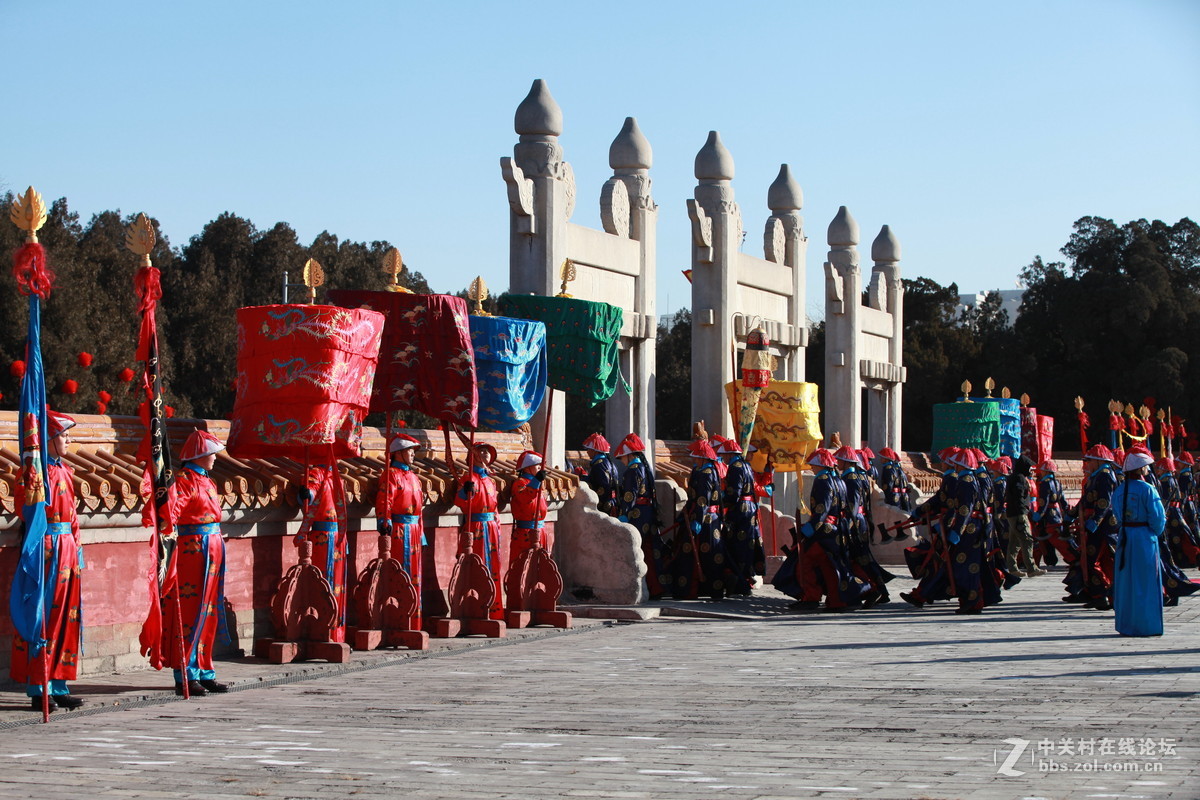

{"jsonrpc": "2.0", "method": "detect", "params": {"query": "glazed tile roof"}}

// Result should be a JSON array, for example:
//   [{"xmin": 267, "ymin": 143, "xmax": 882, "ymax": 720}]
[{"xmin": 0, "ymin": 413, "xmax": 578, "ymax": 518}]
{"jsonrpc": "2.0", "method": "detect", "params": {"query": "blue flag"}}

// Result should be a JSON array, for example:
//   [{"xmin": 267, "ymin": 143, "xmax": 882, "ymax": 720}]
[{"xmin": 9, "ymin": 295, "xmax": 51, "ymax": 652}]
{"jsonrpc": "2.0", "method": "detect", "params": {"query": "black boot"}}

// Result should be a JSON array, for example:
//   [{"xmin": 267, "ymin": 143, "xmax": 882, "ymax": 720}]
[
  {"xmin": 29, "ymin": 697, "xmax": 54, "ymax": 712},
  {"xmin": 175, "ymin": 680, "xmax": 207, "ymax": 697},
  {"xmin": 52, "ymin": 694, "xmax": 84, "ymax": 710},
  {"xmin": 199, "ymin": 679, "xmax": 229, "ymax": 693}
]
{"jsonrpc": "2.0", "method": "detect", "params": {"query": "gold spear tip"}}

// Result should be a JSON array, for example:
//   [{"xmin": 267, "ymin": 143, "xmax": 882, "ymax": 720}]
[
  {"xmin": 1074, "ymin": 395, "xmax": 1084, "ymax": 411},
  {"xmin": 1157, "ymin": 408, "xmax": 1165, "ymax": 420},
  {"xmin": 556, "ymin": 258, "xmax": 577, "ymax": 298},
  {"xmin": 382, "ymin": 247, "xmax": 412, "ymax": 293},
  {"xmin": 984, "ymin": 377, "xmax": 995, "ymax": 398},
  {"xmin": 1140, "ymin": 404, "xmax": 1151, "ymax": 419},
  {"xmin": 10, "ymin": 186, "xmax": 48, "ymax": 240},
  {"xmin": 960, "ymin": 379, "xmax": 973, "ymax": 402},
  {"xmin": 302, "ymin": 258, "xmax": 325, "ymax": 304},
  {"xmin": 1020, "ymin": 392, "xmax": 1030, "ymax": 407},
  {"xmin": 1001, "ymin": 386, "xmax": 1011, "ymax": 399},
  {"xmin": 1125, "ymin": 403, "xmax": 1136, "ymax": 415},
  {"xmin": 125, "ymin": 213, "xmax": 157, "ymax": 260},
  {"xmin": 468, "ymin": 276, "xmax": 491, "ymax": 316}
]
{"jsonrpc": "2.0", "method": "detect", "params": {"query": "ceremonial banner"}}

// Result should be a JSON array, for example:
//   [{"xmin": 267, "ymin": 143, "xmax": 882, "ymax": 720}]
[
  {"xmin": 469, "ymin": 314, "xmax": 548, "ymax": 431},
  {"xmin": 329, "ymin": 290, "xmax": 478, "ymax": 425},
  {"xmin": 724, "ymin": 380, "xmax": 822, "ymax": 473},
  {"xmin": 931, "ymin": 401, "xmax": 1001, "ymax": 458},
  {"xmin": 229, "ymin": 304, "xmax": 384, "ymax": 459},
  {"xmin": 978, "ymin": 397, "xmax": 1021, "ymax": 457},
  {"xmin": 499, "ymin": 294, "xmax": 629, "ymax": 407},
  {"xmin": 1020, "ymin": 406, "xmax": 1038, "ymax": 462},
  {"xmin": 1036, "ymin": 414, "xmax": 1054, "ymax": 464}
]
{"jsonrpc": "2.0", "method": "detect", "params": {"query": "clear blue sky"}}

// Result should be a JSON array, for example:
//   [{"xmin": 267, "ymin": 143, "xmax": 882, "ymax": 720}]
[{"xmin": 3, "ymin": 1, "xmax": 1196, "ymax": 321}]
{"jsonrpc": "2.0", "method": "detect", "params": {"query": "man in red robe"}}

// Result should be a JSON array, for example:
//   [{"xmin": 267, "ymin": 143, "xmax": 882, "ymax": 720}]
[
  {"xmin": 454, "ymin": 443, "xmax": 504, "ymax": 620},
  {"xmin": 296, "ymin": 462, "xmax": 347, "ymax": 642},
  {"xmin": 11, "ymin": 411, "xmax": 84, "ymax": 711},
  {"xmin": 163, "ymin": 429, "xmax": 230, "ymax": 697},
  {"xmin": 376, "ymin": 433, "xmax": 426, "ymax": 629},
  {"xmin": 509, "ymin": 450, "xmax": 550, "ymax": 565}
]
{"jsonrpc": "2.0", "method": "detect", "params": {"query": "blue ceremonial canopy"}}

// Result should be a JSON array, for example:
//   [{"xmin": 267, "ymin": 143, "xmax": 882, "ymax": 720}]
[{"xmin": 469, "ymin": 315, "xmax": 548, "ymax": 431}]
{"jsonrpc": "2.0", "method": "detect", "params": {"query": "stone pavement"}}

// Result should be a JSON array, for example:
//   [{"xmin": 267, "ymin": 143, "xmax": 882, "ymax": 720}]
[{"xmin": 0, "ymin": 565, "xmax": 1197, "ymax": 800}]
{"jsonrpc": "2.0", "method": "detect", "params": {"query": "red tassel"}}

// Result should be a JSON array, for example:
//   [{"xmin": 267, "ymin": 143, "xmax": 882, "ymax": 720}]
[
  {"xmin": 10, "ymin": 360, "xmax": 26, "ymax": 379},
  {"xmin": 134, "ymin": 265, "xmax": 162, "ymax": 312},
  {"xmin": 12, "ymin": 242, "xmax": 54, "ymax": 298},
  {"xmin": 77, "ymin": 352, "xmax": 93, "ymax": 367}
]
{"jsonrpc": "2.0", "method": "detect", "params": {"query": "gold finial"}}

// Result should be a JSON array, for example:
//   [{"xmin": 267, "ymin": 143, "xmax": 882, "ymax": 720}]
[
  {"xmin": 1140, "ymin": 404, "xmax": 1151, "ymax": 420},
  {"xmin": 1001, "ymin": 386, "xmax": 1011, "ymax": 399},
  {"xmin": 1074, "ymin": 395, "xmax": 1084, "ymax": 411},
  {"xmin": 1157, "ymin": 408, "xmax": 1166, "ymax": 421},
  {"xmin": 382, "ymin": 247, "xmax": 412, "ymax": 293},
  {"xmin": 125, "ymin": 213, "xmax": 156, "ymax": 267},
  {"xmin": 10, "ymin": 186, "xmax": 48, "ymax": 243},
  {"xmin": 556, "ymin": 258, "xmax": 577, "ymax": 298},
  {"xmin": 1124, "ymin": 402, "xmax": 1136, "ymax": 416},
  {"xmin": 960, "ymin": 379, "xmax": 973, "ymax": 402},
  {"xmin": 302, "ymin": 258, "xmax": 325, "ymax": 304},
  {"xmin": 1020, "ymin": 392, "xmax": 1030, "ymax": 407},
  {"xmin": 468, "ymin": 276, "xmax": 491, "ymax": 316},
  {"xmin": 1108, "ymin": 399, "xmax": 1120, "ymax": 413},
  {"xmin": 984, "ymin": 377, "xmax": 995, "ymax": 398}
]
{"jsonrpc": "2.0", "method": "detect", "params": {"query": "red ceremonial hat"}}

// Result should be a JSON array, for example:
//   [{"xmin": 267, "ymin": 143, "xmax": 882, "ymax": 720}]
[
  {"xmin": 834, "ymin": 445, "xmax": 860, "ymax": 464},
  {"xmin": 1129, "ymin": 442, "xmax": 1153, "ymax": 457},
  {"xmin": 860, "ymin": 446, "xmax": 876, "ymax": 461},
  {"xmin": 517, "ymin": 450, "xmax": 544, "ymax": 470},
  {"xmin": 1178, "ymin": 452, "xmax": 1194, "ymax": 466},
  {"xmin": 181, "ymin": 429, "xmax": 225, "ymax": 461},
  {"xmin": 1083, "ymin": 444, "xmax": 1115, "ymax": 462},
  {"xmin": 1114, "ymin": 447, "xmax": 1126, "ymax": 464},
  {"xmin": 470, "ymin": 442, "xmax": 498, "ymax": 467},
  {"xmin": 388, "ymin": 433, "xmax": 420, "ymax": 452},
  {"xmin": 715, "ymin": 436, "xmax": 741, "ymax": 456},
  {"xmin": 879, "ymin": 447, "xmax": 900, "ymax": 462},
  {"xmin": 48, "ymin": 411, "xmax": 76, "ymax": 439},
  {"xmin": 615, "ymin": 433, "xmax": 645, "ymax": 457},
  {"xmin": 582, "ymin": 433, "xmax": 611, "ymax": 453},
  {"xmin": 806, "ymin": 448, "xmax": 836, "ymax": 469},
  {"xmin": 952, "ymin": 449, "xmax": 979, "ymax": 471},
  {"xmin": 937, "ymin": 447, "xmax": 960, "ymax": 464},
  {"xmin": 1156, "ymin": 456, "xmax": 1176, "ymax": 472},
  {"xmin": 688, "ymin": 439, "xmax": 717, "ymax": 461},
  {"xmin": 1039, "ymin": 459, "xmax": 1057, "ymax": 473}
]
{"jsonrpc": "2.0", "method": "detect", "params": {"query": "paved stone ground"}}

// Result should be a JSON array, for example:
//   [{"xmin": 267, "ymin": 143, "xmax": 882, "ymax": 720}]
[{"xmin": 0, "ymin": 565, "xmax": 1196, "ymax": 800}]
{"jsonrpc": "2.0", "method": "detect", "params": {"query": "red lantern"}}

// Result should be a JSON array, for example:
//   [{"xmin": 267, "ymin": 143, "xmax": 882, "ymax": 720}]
[
  {"xmin": 77, "ymin": 352, "xmax": 93, "ymax": 368},
  {"xmin": 96, "ymin": 401, "xmax": 108, "ymax": 415},
  {"xmin": 119, "ymin": 367, "xmax": 135, "ymax": 382},
  {"xmin": 61, "ymin": 379, "xmax": 78, "ymax": 394},
  {"xmin": 10, "ymin": 361, "xmax": 26, "ymax": 379},
  {"xmin": 164, "ymin": 405, "xmax": 175, "ymax": 418},
  {"xmin": 98, "ymin": 390, "xmax": 112, "ymax": 403},
  {"xmin": 397, "ymin": 420, "xmax": 407, "ymax": 428}
]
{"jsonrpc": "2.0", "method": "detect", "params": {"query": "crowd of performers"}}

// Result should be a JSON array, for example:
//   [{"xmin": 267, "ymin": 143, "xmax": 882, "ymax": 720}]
[
  {"xmin": 771, "ymin": 439, "xmax": 1198, "ymax": 635},
  {"xmin": 575, "ymin": 432, "xmax": 773, "ymax": 601},
  {"xmin": 13, "ymin": 414, "xmax": 559, "ymax": 711},
  {"xmin": 19, "ymin": 417, "xmax": 1198, "ymax": 712}
]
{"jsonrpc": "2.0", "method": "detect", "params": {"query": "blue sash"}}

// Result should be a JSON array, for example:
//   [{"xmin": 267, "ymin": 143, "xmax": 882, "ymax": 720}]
[{"xmin": 516, "ymin": 520, "xmax": 545, "ymax": 530}]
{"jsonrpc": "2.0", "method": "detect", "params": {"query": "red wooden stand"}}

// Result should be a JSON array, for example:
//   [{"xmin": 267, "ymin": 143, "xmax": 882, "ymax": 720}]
[
  {"xmin": 504, "ymin": 546, "xmax": 572, "ymax": 629},
  {"xmin": 349, "ymin": 533, "xmax": 429, "ymax": 651},
  {"xmin": 426, "ymin": 545, "xmax": 506, "ymax": 638},
  {"xmin": 253, "ymin": 538, "xmax": 351, "ymax": 663}
]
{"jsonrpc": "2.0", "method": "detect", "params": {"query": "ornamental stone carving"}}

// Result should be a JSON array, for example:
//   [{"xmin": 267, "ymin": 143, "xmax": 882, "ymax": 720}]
[{"xmin": 600, "ymin": 177, "xmax": 631, "ymax": 238}]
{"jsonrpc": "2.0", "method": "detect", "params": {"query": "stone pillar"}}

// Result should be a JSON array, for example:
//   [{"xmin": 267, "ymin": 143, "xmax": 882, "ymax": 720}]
[
  {"xmin": 766, "ymin": 164, "xmax": 807, "ymax": 381},
  {"xmin": 872, "ymin": 225, "xmax": 903, "ymax": 451},
  {"xmin": 606, "ymin": 117, "xmax": 657, "ymax": 461},
  {"xmin": 502, "ymin": 78, "xmax": 575, "ymax": 465},
  {"xmin": 824, "ymin": 206, "xmax": 861, "ymax": 447},
  {"xmin": 689, "ymin": 131, "xmax": 740, "ymax": 438}
]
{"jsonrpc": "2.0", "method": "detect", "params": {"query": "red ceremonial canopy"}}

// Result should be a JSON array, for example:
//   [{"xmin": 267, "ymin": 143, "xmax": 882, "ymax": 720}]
[
  {"xmin": 328, "ymin": 290, "xmax": 478, "ymax": 427},
  {"xmin": 228, "ymin": 304, "xmax": 385, "ymax": 459}
]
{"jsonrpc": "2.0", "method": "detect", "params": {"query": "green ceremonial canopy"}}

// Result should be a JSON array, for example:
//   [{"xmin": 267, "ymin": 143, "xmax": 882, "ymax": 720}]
[
  {"xmin": 931, "ymin": 401, "xmax": 1001, "ymax": 458},
  {"xmin": 499, "ymin": 295, "xmax": 630, "ymax": 407}
]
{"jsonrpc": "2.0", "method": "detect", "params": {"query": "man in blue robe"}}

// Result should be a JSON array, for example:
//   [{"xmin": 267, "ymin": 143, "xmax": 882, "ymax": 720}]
[{"xmin": 1111, "ymin": 450, "xmax": 1166, "ymax": 636}]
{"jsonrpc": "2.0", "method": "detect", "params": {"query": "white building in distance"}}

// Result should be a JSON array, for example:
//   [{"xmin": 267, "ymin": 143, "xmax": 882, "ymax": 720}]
[{"xmin": 957, "ymin": 287, "xmax": 1025, "ymax": 325}]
